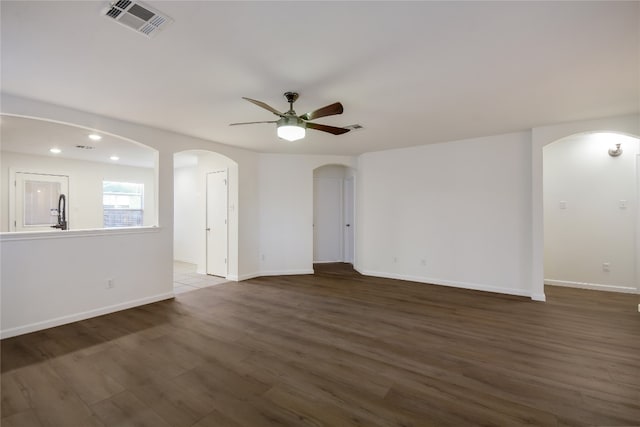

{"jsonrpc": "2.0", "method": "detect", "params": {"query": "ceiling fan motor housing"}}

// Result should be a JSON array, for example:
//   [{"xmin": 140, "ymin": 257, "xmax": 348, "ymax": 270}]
[
  {"xmin": 278, "ymin": 115, "xmax": 306, "ymax": 128},
  {"xmin": 284, "ymin": 92, "xmax": 299, "ymax": 104}
]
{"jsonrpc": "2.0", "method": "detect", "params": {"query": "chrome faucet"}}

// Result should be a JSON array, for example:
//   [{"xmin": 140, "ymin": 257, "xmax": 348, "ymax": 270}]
[{"xmin": 51, "ymin": 194, "xmax": 67, "ymax": 230}]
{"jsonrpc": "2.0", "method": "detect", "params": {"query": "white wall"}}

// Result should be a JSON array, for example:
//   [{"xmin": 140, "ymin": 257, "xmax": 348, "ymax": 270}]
[
  {"xmin": 258, "ymin": 154, "xmax": 356, "ymax": 276},
  {"xmin": 544, "ymin": 133, "xmax": 638, "ymax": 292},
  {"xmin": 356, "ymin": 132, "xmax": 533, "ymax": 297},
  {"xmin": 173, "ymin": 164, "xmax": 199, "ymax": 263},
  {"xmin": 1, "ymin": 151, "xmax": 156, "ymax": 232},
  {"xmin": 237, "ymin": 152, "xmax": 261, "ymax": 279},
  {"xmin": 1, "ymin": 94, "xmax": 261, "ymax": 338},
  {"xmin": 0, "ymin": 228, "xmax": 170, "ymax": 337}
]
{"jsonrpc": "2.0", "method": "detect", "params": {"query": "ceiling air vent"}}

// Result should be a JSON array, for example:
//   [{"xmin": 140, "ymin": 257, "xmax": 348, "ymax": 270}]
[{"xmin": 102, "ymin": 0, "xmax": 173, "ymax": 38}]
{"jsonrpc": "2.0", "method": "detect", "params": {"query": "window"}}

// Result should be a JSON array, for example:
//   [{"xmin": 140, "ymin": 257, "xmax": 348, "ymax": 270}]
[{"xmin": 103, "ymin": 181, "xmax": 144, "ymax": 227}]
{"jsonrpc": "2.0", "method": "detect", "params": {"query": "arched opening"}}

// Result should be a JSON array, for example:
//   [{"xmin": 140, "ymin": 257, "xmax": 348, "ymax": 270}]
[
  {"xmin": 543, "ymin": 131, "xmax": 639, "ymax": 299},
  {"xmin": 1, "ymin": 114, "xmax": 158, "ymax": 232},
  {"xmin": 173, "ymin": 150, "xmax": 238, "ymax": 293},
  {"xmin": 313, "ymin": 164, "xmax": 356, "ymax": 266}
]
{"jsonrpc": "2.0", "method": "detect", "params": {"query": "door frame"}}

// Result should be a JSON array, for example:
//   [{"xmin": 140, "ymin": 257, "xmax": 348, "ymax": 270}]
[
  {"xmin": 343, "ymin": 175, "xmax": 356, "ymax": 264},
  {"xmin": 313, "ymin": 176, "xmax": 344, "ymax": 263},
  {"xmin": 9, "ymin": 168, "xmax": 70, "ymax": 232},
  {"xmin": 312, "ymin": 166, "xmax": 357, "ymax": 265},
  {"xmin": 205, "ymin": 169, "xmax": 228, "ymax": 277}
]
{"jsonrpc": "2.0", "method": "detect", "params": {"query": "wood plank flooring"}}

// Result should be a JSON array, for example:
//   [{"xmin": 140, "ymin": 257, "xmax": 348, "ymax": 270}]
[{"xmin": 2, "ymin": 263, "xmax": 639, "ymax": 426}]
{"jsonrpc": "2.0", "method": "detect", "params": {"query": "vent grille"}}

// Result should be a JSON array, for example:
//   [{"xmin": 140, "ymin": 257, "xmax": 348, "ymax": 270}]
[
  {"xmin": 345, "ymin": 124, "xmax": 364, "ymax": 131},
  {"xmin": 102, "ymin": 1, "xmax": 173, "ymax": 38},
  {"xmin": 75, "ymin": 145, "xmax": 95, "ymax": 150},
  {"xmin": 114, "ymin": 0, "xmax": 132, "ymax": 8}
]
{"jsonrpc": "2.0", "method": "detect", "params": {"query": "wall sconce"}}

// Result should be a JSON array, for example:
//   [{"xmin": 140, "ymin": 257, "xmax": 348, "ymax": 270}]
[{"xmin": 608, "ymin": 143, "xmax": 623, "ymax": 157}]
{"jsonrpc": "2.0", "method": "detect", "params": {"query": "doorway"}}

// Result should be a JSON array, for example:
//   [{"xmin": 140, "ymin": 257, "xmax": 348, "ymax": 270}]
[
  {"xmin": 343, "ymin": 176, "xmax": 355, "ymax": 264},
  {"xmin": 10, "ymin": 171, "xmax": 69, "ymax": 231},
  {"xmin": 173, "ymin": 150, "xmax": 238, "ymax": 286},
  {"xmin": 543, "ymin": 132, "xmax": 639, "ymax": 295},
  {"xmin": 313, "ymin": 165, "xmax": 355, "ymax": 264},
  {"xmin": 206, "ymin": 170, "xmax": 228, "ymax": 277}
]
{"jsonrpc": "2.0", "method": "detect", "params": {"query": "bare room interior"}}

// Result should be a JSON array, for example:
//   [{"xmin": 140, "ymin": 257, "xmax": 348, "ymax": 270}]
[{"xmin": 1, "ymin": 2, "xmax": 638, "ymax": 426}]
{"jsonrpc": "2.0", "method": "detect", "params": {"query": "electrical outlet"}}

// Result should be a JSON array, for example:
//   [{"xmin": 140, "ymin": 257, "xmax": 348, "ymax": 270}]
[
  {"xmin": 420, "ymin": 259, "xmax": 427, "ymax": 266},
  {"xmin": 393, "ymin": 257, "xmax": 398, "ymax": 263},
  {"xmin": 261, "ymin": 254, "xmax": 265, "ymax": 261},
  {"xmin": 619, "ymin": 200, "xmax": 628, "ymax": 209},
  {"xmin": 602, "ymin": 263, "xmax": 610, "ymax": 272},
  {"xmin": 107, "ymin": 279, "xmax": 114, "ymax": 289}
]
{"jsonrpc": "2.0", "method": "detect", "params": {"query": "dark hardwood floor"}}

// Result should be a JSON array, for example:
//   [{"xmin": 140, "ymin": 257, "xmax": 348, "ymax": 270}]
[{"xmin": 2, "ymin": 264, "xmax": 639, "ymax": 426}]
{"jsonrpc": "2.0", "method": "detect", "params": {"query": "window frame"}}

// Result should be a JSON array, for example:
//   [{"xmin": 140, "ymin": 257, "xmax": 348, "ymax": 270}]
[{"xmin": 102, "ymin": 181, "xmax": 145, "ymax": 228}]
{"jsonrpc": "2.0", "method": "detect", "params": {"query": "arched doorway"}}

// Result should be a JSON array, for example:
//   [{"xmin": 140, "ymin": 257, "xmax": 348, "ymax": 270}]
[
  {"xmin": 173, "ymin": 150, "xmax": 239, "ymax": 293},
  {"xmin": 543, "ymin": 132, "xmax": 639, "ymax": 299}
]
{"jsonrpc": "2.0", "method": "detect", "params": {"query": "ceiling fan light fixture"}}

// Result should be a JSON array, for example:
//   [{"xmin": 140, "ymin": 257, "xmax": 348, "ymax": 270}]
[
  {"xmin": 277, "ymin": 116, "xmax": 306, "ymax": 141},
  {"xmin": 277, "ymin": 124, "xmax": 305, "ymax": 142}
]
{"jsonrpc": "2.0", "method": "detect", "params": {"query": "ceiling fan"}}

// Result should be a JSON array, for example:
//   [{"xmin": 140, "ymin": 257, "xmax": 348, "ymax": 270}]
[{"xmin": 230, "ymin": 92, "xmax": 350, "ymax": 141}]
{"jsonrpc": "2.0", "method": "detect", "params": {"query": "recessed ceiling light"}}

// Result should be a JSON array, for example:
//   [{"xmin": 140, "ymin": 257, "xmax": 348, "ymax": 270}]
[
  {"xmin": 49, "ymin": 148, "xmax": 62, "ymax": 154},
  {"xmin": 110, "ymin": 155, "xmax": 120, "ymax": 161},
  {"xmin": 88, "ymin": 134, "xmax": 102, "ymax": 141}
]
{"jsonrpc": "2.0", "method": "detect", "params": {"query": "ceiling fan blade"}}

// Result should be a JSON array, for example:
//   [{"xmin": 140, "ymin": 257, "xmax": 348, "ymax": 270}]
[
  {"xmin": 229, "ymin": 121, "xmax": 278, "ymax": 126},
  {"xmin": 306, "ymin": 122, "xmax": 350, "ymax": 135},
  {"xmin": 242, "ymin": 97, "xmax": 285, "ymax": 117},
  {"xmin": 300, "ymin": 102, "xmax": 344, "ymax": 121}
]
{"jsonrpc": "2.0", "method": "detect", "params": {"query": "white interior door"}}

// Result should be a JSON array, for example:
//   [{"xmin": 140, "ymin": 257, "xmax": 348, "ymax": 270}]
[
  {"xmin": 314, "ymin": 177, "xmax": 343, "ymax": 262},
  {"xmin": 343, "ymin": 176, "xmax": 355, "ymax": 264},
  {"xmin": 206, "ymin": 170, "xmax": 228, "ymax": 277},
  {"xmin": 12, "ymin": 172, "xmax": 69, "ymax": 232}
]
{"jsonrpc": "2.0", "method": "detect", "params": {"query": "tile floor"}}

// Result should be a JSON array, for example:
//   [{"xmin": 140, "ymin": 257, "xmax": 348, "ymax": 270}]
[{"xmin": 173, "ymin": 261, "xmax": 229, "ymax": 294}]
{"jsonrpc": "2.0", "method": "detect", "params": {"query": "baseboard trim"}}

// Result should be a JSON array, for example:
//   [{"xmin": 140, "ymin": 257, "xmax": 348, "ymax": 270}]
[
  {"xmin": 230, "ymin": 270, "xmax": 315, "ymax": 282},
  {"xmin": 228, "ymin": 272, "xmax": 259, "ymax": 281},
  {"xmin": 530, "ymin": 293, "xmax": 547, "ymax": 302},
  {"xmin": 258, "ymin": 269, "xmax": 315, "ymax": 277},
  {"xmin": 545, "ymin": 279, "xmax": 639, "ymax": 294},
  {"xmin": 358, "ymin": 269, "xmax": 532, "ymax": 298},
  {"xmin": 1, "ymin": 292, "xmax": 174, "ymax": 339}
]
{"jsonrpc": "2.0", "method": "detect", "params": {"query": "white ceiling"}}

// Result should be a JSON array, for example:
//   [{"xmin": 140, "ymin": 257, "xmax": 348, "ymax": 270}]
[
  {"xmin": 1, "ymin": 115, "xmax": 156, "ymax": 168},
  {"xmin": 1, "ymin": 1, "xmax": 638, "ymax": 156}
]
